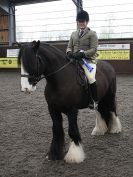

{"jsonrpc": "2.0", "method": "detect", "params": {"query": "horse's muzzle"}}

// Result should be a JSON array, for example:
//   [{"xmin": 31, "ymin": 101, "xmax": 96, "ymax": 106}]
[{"xmin": 21, "ymin": 86, "xmax": 36, "ymax": 93}]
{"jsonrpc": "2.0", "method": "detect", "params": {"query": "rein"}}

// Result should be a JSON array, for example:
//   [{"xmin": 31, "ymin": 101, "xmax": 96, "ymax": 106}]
[
  {"xmin": 45, "ymin": 59, "xmax": 73, "ymax": 77},
  {"xmin": 21, "ymin": 53, "xmax": 73, "ymax": 84}
]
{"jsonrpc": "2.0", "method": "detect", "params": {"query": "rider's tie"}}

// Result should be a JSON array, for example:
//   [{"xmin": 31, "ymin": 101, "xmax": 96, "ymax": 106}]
[{"xmin": 79, "ymin": 30, "xmax": 84, "ymax": 38}]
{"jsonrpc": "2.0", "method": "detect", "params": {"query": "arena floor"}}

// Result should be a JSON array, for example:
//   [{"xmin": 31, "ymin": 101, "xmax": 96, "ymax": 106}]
[{"xmin": 0, "ymin": 71, "xmax": 133, "ymax": 177}]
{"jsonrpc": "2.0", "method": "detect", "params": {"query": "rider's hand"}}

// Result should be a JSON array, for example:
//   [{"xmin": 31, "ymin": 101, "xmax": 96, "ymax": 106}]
[
  {"xmin": 66, "ymin": 51, "xmax": 74, "ymax": 58},
  {"xmin": 73, "ymin": 51, "xmax": 85, "ymax": 60}
]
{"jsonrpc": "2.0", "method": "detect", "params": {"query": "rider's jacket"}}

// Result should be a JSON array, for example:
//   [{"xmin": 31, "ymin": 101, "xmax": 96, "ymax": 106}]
[{"xmin": 66, "ymin": 27, "xmax": 98, "ymax": 64}]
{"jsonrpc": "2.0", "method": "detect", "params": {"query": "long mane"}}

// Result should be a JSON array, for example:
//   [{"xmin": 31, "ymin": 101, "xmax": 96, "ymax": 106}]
[
  {"xmin": 40, "ymin": 43, "xmax": 66, "ymax": 62},
  {"xmin": 18, "ymin": 42, "xmax": 66, "ymax": 74},
  {"xmin": 18, "ymin": 43, "xmax": 37, "ymax": 74}
]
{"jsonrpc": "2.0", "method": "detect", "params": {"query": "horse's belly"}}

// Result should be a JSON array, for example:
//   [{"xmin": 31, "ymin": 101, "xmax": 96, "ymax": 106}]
[{"xmin": 45, "ymin": 87, "xmax": 89, "ymax": 111}]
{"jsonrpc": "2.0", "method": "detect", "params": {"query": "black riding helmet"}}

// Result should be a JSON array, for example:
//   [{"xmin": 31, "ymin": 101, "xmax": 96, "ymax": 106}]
[{"xmin": 76, "ymin": 10, "xmax": 89, "ymax": 22}]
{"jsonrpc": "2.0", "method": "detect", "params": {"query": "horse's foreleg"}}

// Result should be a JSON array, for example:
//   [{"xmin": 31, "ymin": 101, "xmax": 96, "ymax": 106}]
[
  {"xmin": 64, "ymin": 108, "xmax": 85, "ymax": 163},
  {"xmin": 47, "ymin": 106, "xmax": 65, "ymax": 160}
]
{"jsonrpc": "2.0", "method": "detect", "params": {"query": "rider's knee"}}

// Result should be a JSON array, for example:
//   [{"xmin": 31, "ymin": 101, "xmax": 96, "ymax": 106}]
[{"xmin": 88, "ymin": 76, "xmax": 96, "ymax": 84}]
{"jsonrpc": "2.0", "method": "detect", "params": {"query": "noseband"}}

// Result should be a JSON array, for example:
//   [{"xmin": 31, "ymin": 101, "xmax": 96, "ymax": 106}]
[{"xmin": 21, "ymin": 74, "xmax": 43, "ymax": 86}]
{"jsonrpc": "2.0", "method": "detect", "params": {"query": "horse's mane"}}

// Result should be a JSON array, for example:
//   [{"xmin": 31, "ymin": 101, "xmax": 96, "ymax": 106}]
[
  {"xmin": 18, "ymin": 42, "xmax": 39, "ymax": 74},
  {"xmin": 18, "ymin": 42, "xmax": 29, "ymax": 65},
  {"xmin": 40, "ymin": 43, "xmax": 66, "ymax": 59},
  {"xmin": 18, "ymin": 41, "xmax": 66, "ymax": 74}
]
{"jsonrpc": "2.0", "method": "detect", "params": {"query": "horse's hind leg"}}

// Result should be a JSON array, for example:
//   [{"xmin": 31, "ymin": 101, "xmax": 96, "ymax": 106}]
[
  {"xmin": 64, "ymin": 108, "xmax": 85, "ymax": 163},
  {"xmin": 47, "ymin": 105, "xmax": 65, "ymax": 160},
  {"xmin": 108, "ymin": 94, "xmax": 122, "ymax": 134},
  {"xmin": 102, "ymin": 92, "xmax": 122, "ymax": 134},
  {"xmin": 91, "ymin": 109, "xmax": 108, "ymax": 136},
  {"xmin": 109, "ymin": 112, "xmax": 122, "ymax": 133},
  {"xmin": 92, "ymin": 92, "xmax": 122, "ymax": 136}
]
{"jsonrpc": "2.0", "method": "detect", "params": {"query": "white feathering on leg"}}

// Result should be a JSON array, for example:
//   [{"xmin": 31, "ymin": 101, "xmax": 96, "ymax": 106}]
[
  {"xmin": 64, "ymin": 141, "xmax": 85, "ymax": 164},
  {"xmin": 91, "ymin": 110, "xmax": 108, "ymax": 136},
  {"xmin": 109, "ymin": 112, "xmax": 122, "ymax": 133}
]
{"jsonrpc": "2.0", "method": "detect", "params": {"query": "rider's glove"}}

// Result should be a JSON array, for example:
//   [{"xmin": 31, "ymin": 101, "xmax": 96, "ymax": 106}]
[
  {"xmin": 66, "ymin": 51, "xmax": 74, "ymax": 58},
  {"xmin": 73, "ymin": 51, "xmax": 85, "ymax": 60}
]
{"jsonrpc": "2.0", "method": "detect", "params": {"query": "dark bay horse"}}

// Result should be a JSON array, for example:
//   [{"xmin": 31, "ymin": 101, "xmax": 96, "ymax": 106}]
[{"xmin": 18, "ymin": 40, "xmax": 122, "ymax": 163}]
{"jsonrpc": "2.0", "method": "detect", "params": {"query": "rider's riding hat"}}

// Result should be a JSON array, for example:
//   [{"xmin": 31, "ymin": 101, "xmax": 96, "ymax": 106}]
[{"xmin": 76, "ymin": 10, "xmax": 89, "ymax": 22}]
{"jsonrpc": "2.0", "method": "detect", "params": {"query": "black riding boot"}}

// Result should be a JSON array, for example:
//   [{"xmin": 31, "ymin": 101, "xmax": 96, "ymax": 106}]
[{"xmin": 89, "ymin": 82, "xmax": 98, "ymax": 109}]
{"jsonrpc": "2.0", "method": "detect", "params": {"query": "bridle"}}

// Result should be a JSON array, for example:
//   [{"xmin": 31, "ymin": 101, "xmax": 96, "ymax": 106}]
[{"xmin": 21, "ymin": 53, "xmax": 73, "ymax": 85}]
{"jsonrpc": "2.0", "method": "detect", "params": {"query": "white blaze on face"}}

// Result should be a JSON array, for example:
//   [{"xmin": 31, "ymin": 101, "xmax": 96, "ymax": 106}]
[{"xmin": 21, "ymin": 63, "xmax": 36, "ymax": 92}]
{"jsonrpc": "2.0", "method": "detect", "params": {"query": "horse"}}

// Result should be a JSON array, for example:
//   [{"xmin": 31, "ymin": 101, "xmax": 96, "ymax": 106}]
[{"xmin": 18, "ymin": 40, "xmax": 122, "ymax": 164}]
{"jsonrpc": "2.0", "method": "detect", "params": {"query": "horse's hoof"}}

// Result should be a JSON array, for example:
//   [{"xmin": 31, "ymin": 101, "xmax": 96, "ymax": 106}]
[
  {"xmin": 109, "ymin": 125, "xmax": 122, "ymax": 134},
  {"xmin": 91, "ymin": 127, "xmax": 108, "ymax": 136},
  {"xmin": 109, "ymin": 129, "xmax": 121, "ymax": 134},
  {"xmin": 46, "ymin": 152, "xmax": 64, "ymax": 161},
  {"xmin": 64, "ymin": 142, "xmax": 85, "ymax": 164}
]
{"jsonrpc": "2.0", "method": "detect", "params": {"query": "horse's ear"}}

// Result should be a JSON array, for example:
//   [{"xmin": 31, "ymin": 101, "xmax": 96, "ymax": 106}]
[
  {"xmin": 36, "ymin": 40, "xmax": 40, "ymax": 49},
  {"xmin": 32, "ymin": 40, "xmax": 40, "ymax": 51}
]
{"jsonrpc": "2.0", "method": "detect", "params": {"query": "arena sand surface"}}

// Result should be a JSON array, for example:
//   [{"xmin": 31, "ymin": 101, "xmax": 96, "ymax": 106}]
[{"xmin": 0, "ymin": 71, "xmax": 133, "ymax": 177}]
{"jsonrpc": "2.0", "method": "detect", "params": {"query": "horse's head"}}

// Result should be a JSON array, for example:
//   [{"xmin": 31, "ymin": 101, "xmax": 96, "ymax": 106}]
[{"xmin": 18, "ymin": 40, "xmax": 41, "ymax": 93}]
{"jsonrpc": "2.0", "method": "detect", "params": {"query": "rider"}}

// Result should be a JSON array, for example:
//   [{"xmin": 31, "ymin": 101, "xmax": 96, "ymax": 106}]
[{"xmin": 66, "ymin": 10, "xmax": 98, "ymax": 109}]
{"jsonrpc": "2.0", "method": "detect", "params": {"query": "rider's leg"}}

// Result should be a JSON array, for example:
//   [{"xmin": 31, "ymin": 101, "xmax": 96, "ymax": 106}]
[
  {"xmin": 90, "ymin": 81, "xmax": 98, "ymax": 103},
  {"xmin": 82, "ymin": 63, "xmax": 98, "ymax": 108}
]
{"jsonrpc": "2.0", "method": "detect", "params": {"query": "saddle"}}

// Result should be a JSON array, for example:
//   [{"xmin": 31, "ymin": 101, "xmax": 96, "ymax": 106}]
[
  {"xmin": 75, "ymin": 60, "xmax": 88, "ymax": 89},
  {"xmin": 75, "ymin": 61, "xmax": 95, "ymax": 108},
  {"xmin": 66, "ymin": 56, "xmax": 88, "ymax": 87}
]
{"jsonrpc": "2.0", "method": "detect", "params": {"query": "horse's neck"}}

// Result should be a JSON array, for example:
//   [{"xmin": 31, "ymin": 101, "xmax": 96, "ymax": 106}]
[{"xmin": 40, "ymin": 47, "xmax": 68, "ymax": 78}]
